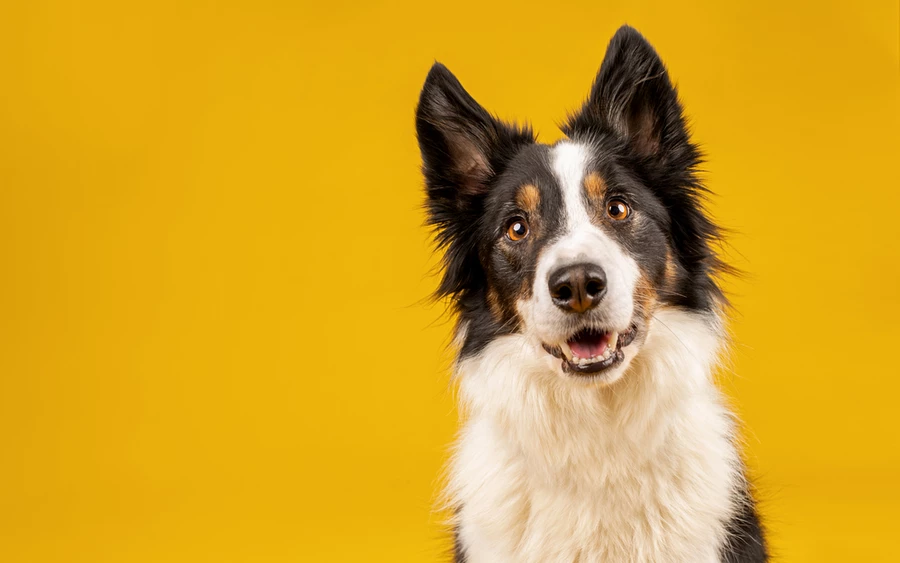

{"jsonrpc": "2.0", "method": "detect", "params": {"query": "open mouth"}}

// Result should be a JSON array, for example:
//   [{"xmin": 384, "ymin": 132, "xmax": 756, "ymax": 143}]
[{"xmin": 542, "ymin": 325, "xmax": 637, "ymax": 375}]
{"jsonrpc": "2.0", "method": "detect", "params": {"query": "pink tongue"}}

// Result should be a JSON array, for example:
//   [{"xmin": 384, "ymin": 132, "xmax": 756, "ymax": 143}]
[{"xmin": 568, "ymin": 333, "xmax": 609, "ymax": 359}]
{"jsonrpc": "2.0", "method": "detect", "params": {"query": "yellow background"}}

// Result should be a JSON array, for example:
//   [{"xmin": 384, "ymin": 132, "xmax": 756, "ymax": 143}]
[{"xmin": 1, "ymin": 1, "xmax": 898, "ymax": 561}]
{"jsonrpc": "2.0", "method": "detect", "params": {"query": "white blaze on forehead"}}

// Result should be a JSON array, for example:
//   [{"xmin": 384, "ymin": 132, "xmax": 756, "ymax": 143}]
[{"xmin": 552, "ymin": 141, "xmax": 594, "ymax": 233}]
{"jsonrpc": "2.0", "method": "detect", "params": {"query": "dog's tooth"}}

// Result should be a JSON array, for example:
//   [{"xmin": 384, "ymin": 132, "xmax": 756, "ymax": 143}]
[
  {"xmin": 559, "ymin": 342, "xmax": 574, "ymax": 361},
  {"xmin": 609, "ymin": 332, "xmax": 619, "ymax": 350}
]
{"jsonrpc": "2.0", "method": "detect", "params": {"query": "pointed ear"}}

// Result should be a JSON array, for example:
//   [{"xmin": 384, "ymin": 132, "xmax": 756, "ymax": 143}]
[
  {"xmin": 563, "ymin": 26, "xmax": 692, "ymax": 164},
  {"xmin": 416, "ymin": 64, "xmax": 534, "ymax": 300},
  {"xmin": 416, "ymin": 63, "xmax": 534, "ymax": 205}
]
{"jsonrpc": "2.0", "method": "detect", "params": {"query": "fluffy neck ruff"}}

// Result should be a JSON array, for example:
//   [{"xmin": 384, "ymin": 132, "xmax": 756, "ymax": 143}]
[{"xmin": 447, "ymin": 308, "xmax": 743, "ymax": 563}]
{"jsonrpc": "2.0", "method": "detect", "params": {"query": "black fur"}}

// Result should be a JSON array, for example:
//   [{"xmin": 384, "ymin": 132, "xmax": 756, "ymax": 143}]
[
  {"xmin": 452, "ymin": 527, "xmax": 467, "ymax": 563},
  {"xmin": 721, "ymin": 487, "xmax": 769, "ymax": 562}
]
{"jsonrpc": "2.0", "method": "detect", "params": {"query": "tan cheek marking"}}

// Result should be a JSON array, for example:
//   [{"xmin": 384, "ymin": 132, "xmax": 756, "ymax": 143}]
[
  {"xmin": 515, "ymin": 184, "xmax": 541, "ymax": 215},
  {"xmin": 486, "ymin": 285, "xmax": 527, "ymax": 331},
  {"xmin": 486, "ymin": 286, "xmax": 505, "ymax": 322},
  {"xmin": 664, "ymin": 250, "xmax": 679, "ymax": 288},
  {"xmin": 584, "ymin": 172, "xmax": 607, "ymax": 202},
  {"xmin": 634, "ymin": 271, "xmax": 659, "ymax": 321}
]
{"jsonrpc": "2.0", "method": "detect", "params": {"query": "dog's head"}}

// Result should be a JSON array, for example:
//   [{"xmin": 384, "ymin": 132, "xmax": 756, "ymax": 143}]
[{"xmin": 416, "ymin": 26, "xmax": 725, "ymax": 385}]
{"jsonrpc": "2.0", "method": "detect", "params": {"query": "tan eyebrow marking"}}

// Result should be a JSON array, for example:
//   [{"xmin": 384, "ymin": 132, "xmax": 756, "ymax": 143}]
[
  {"xmin": 584, "ymin": 172, "xmax": 607, "ymax": 201},
  {"xmin": 515, "ymin": 184, "xmax": 541, "ymax": 214}
]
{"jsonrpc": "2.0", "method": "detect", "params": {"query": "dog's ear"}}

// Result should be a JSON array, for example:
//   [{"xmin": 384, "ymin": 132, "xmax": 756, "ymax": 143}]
[
  {"xmin": 416, "ymin": 63, "xmax": 534, "ymax": 299},
  {"xmin": 563, "ymin": 26, "xmax": 692, "ymax": 165},
  {"xmin": 416, "ymin": 63, "xmax": 534, "ymax": 207}
]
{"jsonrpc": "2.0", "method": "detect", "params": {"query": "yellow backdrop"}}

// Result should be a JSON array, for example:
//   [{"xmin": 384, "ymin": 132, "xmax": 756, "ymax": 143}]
[{"xmin": 1, "ymin": 1, "xmax": 898, "ymax": 561}]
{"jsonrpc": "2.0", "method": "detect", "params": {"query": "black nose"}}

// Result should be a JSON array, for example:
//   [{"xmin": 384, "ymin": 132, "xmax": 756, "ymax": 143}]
[{"xmin": 548, "ymin": 263, "xmax": 607, "ymax": 314}]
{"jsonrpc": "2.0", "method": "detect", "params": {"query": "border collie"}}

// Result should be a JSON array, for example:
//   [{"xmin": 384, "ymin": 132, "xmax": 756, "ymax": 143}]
[{"xmin": 416, "ymin": 25, "xmax": 767, "ymax": 563}]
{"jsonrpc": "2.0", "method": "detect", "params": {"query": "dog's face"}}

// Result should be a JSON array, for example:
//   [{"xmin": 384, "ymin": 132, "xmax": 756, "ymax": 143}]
[{"xmin": 416, "ymin": 26, "xmax": 723, "ymax": 385}]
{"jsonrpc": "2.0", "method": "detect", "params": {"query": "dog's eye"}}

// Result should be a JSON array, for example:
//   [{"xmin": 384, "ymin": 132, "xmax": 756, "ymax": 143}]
[
  {"xmin": 607, "ymin": 200, "xmax": 630, "ymax": 221},
  {"xmin": 506, "ymin": 217, "xmax": 529, "ymax": 241}
]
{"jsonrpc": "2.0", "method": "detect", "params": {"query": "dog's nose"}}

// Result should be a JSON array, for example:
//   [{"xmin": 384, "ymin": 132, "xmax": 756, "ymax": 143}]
[{"xmin": 548, "ymin": 263, "xmax": 607, "ymax": 314}]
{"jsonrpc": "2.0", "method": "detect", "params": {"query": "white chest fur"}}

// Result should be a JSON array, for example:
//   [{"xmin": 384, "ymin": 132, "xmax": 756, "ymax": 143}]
[{"xmin": 447, "ymin": 309, "xmax": 741, "ymax": 563}]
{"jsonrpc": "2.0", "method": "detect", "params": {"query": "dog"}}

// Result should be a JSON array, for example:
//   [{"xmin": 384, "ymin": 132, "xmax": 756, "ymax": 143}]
[{"xmin": 415, "ymin": 25, "xmax": 767, "ymax": 563}]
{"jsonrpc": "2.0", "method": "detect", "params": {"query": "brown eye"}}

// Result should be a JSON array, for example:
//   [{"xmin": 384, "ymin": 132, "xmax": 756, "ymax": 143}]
[
  {"xmin": 607, "ymin": 200, "xmax": 630, "ymax": 220},
  {"xmin": 506, "ymin": 217, "xmax": 529, "ymax": 241}
]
